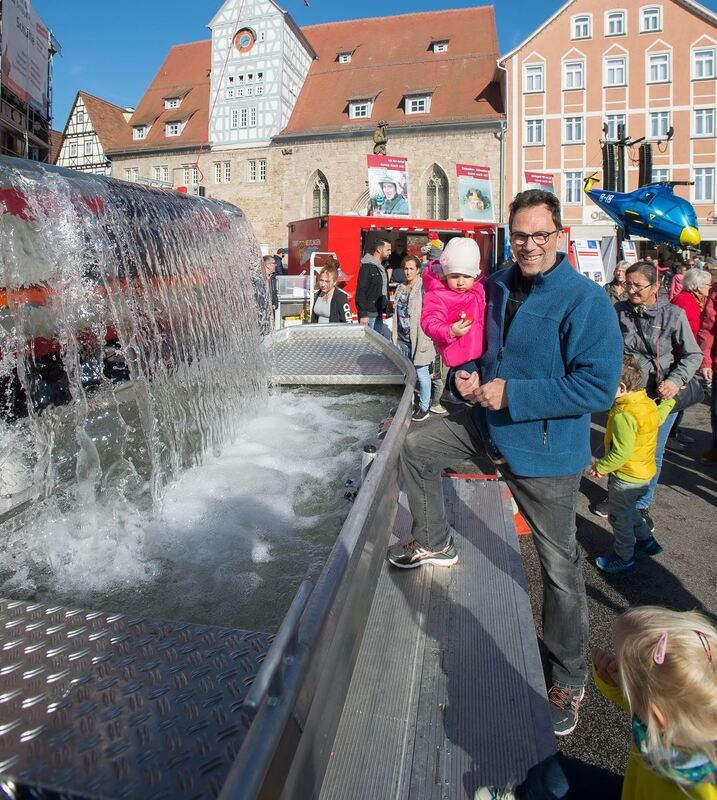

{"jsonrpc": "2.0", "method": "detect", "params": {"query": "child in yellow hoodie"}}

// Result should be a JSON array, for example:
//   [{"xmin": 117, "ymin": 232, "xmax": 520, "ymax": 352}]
[
  {"xmin": 476, "ymin": 606, "xmax": 717, "ymax": 800},
  {"xmin": 590, "ymin": 356, "xmax": 675, "ymax": 575}
]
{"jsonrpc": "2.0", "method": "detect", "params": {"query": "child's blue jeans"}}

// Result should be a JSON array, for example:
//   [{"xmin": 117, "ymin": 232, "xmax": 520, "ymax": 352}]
[{"xmin": 608, "ymin": 475, "xmax": 651, "ymax": 561}]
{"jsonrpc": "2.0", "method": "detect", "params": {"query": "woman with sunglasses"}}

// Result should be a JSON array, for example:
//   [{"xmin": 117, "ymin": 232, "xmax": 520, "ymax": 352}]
[{"xmin": 594, "ymin": 261, "xmax": 702, "ymax": 531}]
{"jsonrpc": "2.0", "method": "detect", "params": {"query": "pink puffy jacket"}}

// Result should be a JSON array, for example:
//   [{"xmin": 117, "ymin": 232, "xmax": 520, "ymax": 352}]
[{"xmin": 420, "ymin": 262, "xmax": 486, "ymax": 367}]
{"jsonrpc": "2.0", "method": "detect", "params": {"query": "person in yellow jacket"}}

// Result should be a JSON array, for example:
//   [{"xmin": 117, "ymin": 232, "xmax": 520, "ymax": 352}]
[
  {"xmin": 590, "ymin": 356, "xmax": 675, "ymax": 575},
  {"xmin": 475, "ymin": 606, "xmax": 717, "ymax": 800}
]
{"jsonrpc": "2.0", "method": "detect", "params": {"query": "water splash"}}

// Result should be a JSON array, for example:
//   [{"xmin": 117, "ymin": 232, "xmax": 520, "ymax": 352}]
[{"xmin": 0, "ymin": 156, "xmax": 271, "ymax": 511}]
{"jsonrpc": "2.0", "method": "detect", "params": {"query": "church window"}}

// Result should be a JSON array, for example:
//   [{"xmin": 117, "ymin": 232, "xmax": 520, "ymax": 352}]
[
  {"xmin": 426, "ymin": 165, "xmax": 449, "ymax": 220},
  {"xmin": 311, "ymin": 171, "xmax": 330, "ymax": 215}
]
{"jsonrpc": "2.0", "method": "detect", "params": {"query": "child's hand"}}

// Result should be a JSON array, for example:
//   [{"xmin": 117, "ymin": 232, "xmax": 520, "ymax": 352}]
[
  {"xmin": 591, "ymin": 647, "xmax": 620, "ymax": 686},
  {"xmin": 589, "ymin": 465, "xmax": 606, "ymax": 478},
  {"xmin": 450, "ymin": 318, "xmax": 472, "ymax": 338}
]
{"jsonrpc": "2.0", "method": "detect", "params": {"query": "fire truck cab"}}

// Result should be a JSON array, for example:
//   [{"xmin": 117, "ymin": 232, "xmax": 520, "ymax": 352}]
[{"xmin": 286, "ymin": 215, "xmax": 509, "ymax": 319}]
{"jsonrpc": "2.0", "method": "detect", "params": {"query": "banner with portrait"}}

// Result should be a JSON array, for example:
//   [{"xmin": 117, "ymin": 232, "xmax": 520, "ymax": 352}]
[
  {"xmin": 0, "ymin": 0, "xmax": 50, "ymax": 114},
  {"xmin": 524, "ymin": 171, "xmax": 555, "ymax": 194},
  {"xmin": 367, "ymin": 154, "xmax": 411, "ymax": 216},
  {"xmin": 456, "ymin": 164, "xmax": 495, "ymax": 222}
]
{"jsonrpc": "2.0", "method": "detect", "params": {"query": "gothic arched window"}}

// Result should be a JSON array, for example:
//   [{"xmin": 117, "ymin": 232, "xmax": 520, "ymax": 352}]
[
  {"xmin": 426, "ymin": 165, "xmax": 449, "ymax": 220},
  {"xmin": 311, "ymin": 171, "xmax": 330, "ymax": 216}
]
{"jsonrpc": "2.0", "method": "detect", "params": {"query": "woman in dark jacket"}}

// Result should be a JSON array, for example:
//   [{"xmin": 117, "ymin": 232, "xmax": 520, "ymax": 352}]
[{"xmin": 310, "ymin": 261, "xmax": 352, "ymax": 324}]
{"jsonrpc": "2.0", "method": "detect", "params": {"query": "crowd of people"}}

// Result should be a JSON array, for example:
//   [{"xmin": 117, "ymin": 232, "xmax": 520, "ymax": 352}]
[{"xmin": 262, "ymin": 190, "xmax": 716, "ymax": 796}]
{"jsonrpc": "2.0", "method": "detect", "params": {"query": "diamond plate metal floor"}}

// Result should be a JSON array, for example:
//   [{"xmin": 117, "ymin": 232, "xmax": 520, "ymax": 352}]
[
  {"xmin": 266, "ymin": 326, "xmax": 405, "ymax": 385},
  {"xmin": 0, "ymin": 601, "xmax": 273, "ymax": 799},
  {"xmin": 319, "ymin": 478, "xmax": 555, "ymax": 800}
]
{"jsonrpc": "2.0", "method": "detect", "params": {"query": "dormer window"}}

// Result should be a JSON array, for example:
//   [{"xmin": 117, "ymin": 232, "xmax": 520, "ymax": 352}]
[
  {"xmin": 432, "ymin": 40, "xmax": 449, "ymax": 53},
  {"xmin": 164, "ymin": 97, "xmax": 181, "ymax": 110},
  {"xmin": 165, "ymin": 121, "xmax": 182, "ymax": 137},
  {"xmin": 133, "ymin": 126, "xmax": 148, "ymax": 140},
  {"xmin": 405, "ymin": 94, "xmax": 431, "ymax": 114},
  {"xmin": 338, "ymin": 52, "xmax": 352, "ymax": 64},
  {"xmin": 349, "ymin": 99, "xmax": 372, "ymax": 119}
]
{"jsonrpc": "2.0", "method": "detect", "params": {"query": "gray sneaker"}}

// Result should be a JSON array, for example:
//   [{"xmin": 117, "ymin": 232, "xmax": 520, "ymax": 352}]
[
  {"xmin": 591, "ymin": 500, "xmax": 609, "ymax": 518},
  {"xmin": 387, "ymin": 536, "xmax": 458, "ymax": 569},
  {"xmin": 429, "ymin": 403, "xmax": 449, "ymax": 415},
  {"xmin": 548, "ymin": 684, "xmax": 585, "ymax": 736}
]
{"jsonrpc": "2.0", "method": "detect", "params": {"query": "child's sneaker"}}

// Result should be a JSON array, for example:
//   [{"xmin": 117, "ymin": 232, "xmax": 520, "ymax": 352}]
[
  {"xmin": 474, "ymin": 787, "xmax": 517, "ymax": 800},
  {"xmin": 634, "ymin": 535, "xmax": 663, "ymax": 559},
  {"xmin": 411, "ymin": 406, "xmax": 430, "ymax": 422},
  {"xmin": 594, "ymin": 552, "xmax": 636, "ymax": 574},
  {"xmin": 429, "ymin": 402, "xmax": 449, "ymax": 415}
]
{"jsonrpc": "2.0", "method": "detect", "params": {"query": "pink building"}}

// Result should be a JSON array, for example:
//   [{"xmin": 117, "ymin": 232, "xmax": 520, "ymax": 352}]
[{"xmin": 498, "ymin": 0, "xmax": 717, "ymax": 253}]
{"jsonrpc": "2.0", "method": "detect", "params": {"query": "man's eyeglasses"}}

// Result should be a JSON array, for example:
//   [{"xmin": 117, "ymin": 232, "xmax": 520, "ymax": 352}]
[
  {"xmin": 624, "ymin": 281, "xmax": 656, "ymax": 291},
  {"xmin": 509, "ymin": 230, "xmax": 559, "ymax": 246}
]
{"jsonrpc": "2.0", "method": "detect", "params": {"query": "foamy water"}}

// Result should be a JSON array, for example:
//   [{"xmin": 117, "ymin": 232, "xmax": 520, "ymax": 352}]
[{"xmin": 0, "ymin": 388, "xmax": 395, "ymax": 631}]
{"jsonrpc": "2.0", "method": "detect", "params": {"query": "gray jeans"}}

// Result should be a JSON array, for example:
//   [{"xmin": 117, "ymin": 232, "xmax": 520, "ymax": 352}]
[
  {"xmin": 607, "ymin": 475, "xmax": 651, "ymax": 561},
  {"xmin": 400, "ymin": 408, "xmax": 588, "ymax": 688}
]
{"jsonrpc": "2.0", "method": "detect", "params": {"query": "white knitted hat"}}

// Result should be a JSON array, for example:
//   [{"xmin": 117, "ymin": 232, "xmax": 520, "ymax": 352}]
[{"xmin": 439, "ymin": 237, "xmax": 481, "ymax": 278}]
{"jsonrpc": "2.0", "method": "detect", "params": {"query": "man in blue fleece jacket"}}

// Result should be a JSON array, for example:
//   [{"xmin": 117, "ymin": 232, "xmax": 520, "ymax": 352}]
[{"xmin": 389, "ymin": 190, "xmax": 623, "ymax": 736}]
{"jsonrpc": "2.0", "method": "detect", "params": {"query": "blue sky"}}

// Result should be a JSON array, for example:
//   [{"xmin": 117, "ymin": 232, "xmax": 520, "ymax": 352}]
[{"xmin": 34, "ymin": 0, "xmax": 717, "ymax": 128}]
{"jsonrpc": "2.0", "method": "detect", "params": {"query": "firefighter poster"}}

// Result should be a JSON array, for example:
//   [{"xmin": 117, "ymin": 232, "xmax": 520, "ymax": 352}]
[
  {"xmin": 524, "ymin": 171, "xmax": 556, "ymax": 195},
  {"xmin": 367, "ymin": 155, "xmax": 410, "ymax": 216},
  {"xmin": 456, "ymin": 164, "xmax": 495, "ymax": 222},
  {"xmin": 0, "ymin": 0, "xmax": 50, "ymax": 114}
]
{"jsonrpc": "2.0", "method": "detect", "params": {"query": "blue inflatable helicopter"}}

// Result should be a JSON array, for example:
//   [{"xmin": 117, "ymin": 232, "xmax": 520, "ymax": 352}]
[{"xmin": 583, "ymin": 174, "xmax": 700, "ymax": 249}]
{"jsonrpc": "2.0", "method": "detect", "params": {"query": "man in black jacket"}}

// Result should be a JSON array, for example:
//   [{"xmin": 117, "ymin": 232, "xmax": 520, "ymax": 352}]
[{"xmin": 356, "ymin": 239, "xmax": 391, "ymax": 333}]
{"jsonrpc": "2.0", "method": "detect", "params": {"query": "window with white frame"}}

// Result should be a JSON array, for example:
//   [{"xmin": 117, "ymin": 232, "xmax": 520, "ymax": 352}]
[
  {"xmin": 565, "ymin": 116, "xmax": 584, "ymax": 143},
  {"xmin": 224, "ymin": 162, "xmax": 231, "ymax": 183},
  {"xmin": 694, "ymin": 167, "xmax": 715, "ymax": 202},
  {"xmin": 605, "ymin": 56, "xmax": 626, "ymax": 86},
  {"xmin": 564, "ymin": 61, "xmax": 585, "ymax": 90},
  {"xmin": 525, "ymin": 118, "xmax": 544, "ymax": 145},
  {"xmin": 640, "ymin": 7, "xmax": 661, "ymax": 32},
  {"xmin": 571, "ymin": 14, "xmax": 591, "ymax": 39},
  {"xmin": 153, "ymin": 166, "xmax": 161, "ymax": 181},
  {"xmin": 133, "ymin": 126, "xmax": 147, "ymax": 140},
  {"xmin": 432, "ymin": 41, "xmax": 448, "ymax": 53},
  {"xmin": 164, "ymin": 97, "xmax": 181, "ymax": 109},
  {"xmin": 349, "ymin": 99, "xmax": 372, "ymax": 119},
  {"xmin": 256, "ymin": 85, "xmax": 263, "ymax": 95},
  {"xmin": 249, "ymin": 107, "xmax": 257, "ymax": 127},
  {"xmin": 406, "ymin": 95, "xmax": 430, "ymax": 114},
  {"xmin": 165, "ymin": 121, "xmax": 181, "ymax": 137},
  {"xmin": 124, "ymin": 168, "xmax": 138, "ymax": 183},
  {"xmin": 338, "ymin": 52, "xmax": 352, "ymax": 63},
  {"xmin": 161, "ymin": 165, "xmax": 169, "ymax": 183},
  {"xmin": 693, "ymin": 48, "xmax": 716, "ymax": 79},
  {"xmin": 606, "ymin": 11, "xmax": 626, "ymax": 36},
  {"xmin": 564, "ymin": 172, "xmax": 583, "ymax": 204},
  {"xmin": 240, "ymin": 108, "xmax": 248, "ymax": 128},
  {"xmin": 214, "ymin": 162, "xmax": 222, "ymax": 184},
  {"xmin": 69, "ymin": 142, "xmax": 77, "ymax": 157},
  {"xmin": 649, "ymin": 111, "xmax": 670, "ymax": 138},
  {"xmin": 231, "ymin": 108, "xmax": 239, "ymax": 129},
  {"xmin": 606, "ymin": 114, "xmax": 626, "ymax": 140},
  {"xmin": 651, "ymin": 168, "xmax": 669, "ymax": 183},
  {"xmin": 183, "ymin": 166, "xmax": 199, "ymax": 186},
  {"xmin": 695, "ymin": 108, "xmax": 716, "ymax": 137},
  {"xmin": 524, "ymin": 64, "xmax": 544, "ymax": 92},
  {"xmin": 76, "ymin": 110, "xmax": 85, "ymax": 124},
  {"xmin": 259, "ymin": 31, "xmax": 265, "ymax": 41},
  {"xmin": 248, "ymin": 159, "xmax": 266, "ymax": 182},
  {"xmin": 246, "ymin": 86, "xmax": 253, "ymax": 96},
  {"xmin": 84, "ymin": 140, "xmax": 93, "ymax": 156},
  {"xmin": 125, "ymin": 169, "xmax": 132, "ymax": 182},
  {"xmin": 648, "ymin": 53, "xmax": 670, "ymax": 83}
]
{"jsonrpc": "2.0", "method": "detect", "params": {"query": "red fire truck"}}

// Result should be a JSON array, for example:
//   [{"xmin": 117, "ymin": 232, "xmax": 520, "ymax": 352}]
[{"xmin": 286, "ymin": 215, "xmax": 509, "ymax": 318}]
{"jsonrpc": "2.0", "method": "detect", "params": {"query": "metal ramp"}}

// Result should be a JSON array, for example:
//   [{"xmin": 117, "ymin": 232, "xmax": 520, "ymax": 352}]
[
  {"xmin": 319, "ymin": 477, "xmax": 555, "ymax": 799},
  {"xmin": 265, "ymin": 325, "xmax": 406, "ymax": 385}
]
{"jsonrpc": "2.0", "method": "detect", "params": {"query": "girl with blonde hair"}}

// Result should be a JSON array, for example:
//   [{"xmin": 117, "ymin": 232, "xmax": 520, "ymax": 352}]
[{"xmin": 476, "ymin": 606, "xmax": 717, "ymax": 799}]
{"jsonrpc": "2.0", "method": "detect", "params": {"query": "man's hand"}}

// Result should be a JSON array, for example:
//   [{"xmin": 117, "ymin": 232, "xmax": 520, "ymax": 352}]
[
  {"xmin": 701, "ymin": 367, "xmax": 713, "ymax": 382},
  {"xmin": 359, "ymin": 317, "xmax": 368, "ymax": 325},
  {"xmin": 450, "ymin": 319, "xmax": 472, "ymax": 339},
  {"xmin": 657, "ymin": 378, "xmax": 680, "ymax": 399},
  {"xmin": 591, "ymin": 647, "xmax": 620, "ymax": 687},
  {"xmin": 475, "ymin": 378, "xmax": 508, "ymax": 411},
  {"xmin": 454, "ymin": 370, "xmax": 481, "ymax": 402}
]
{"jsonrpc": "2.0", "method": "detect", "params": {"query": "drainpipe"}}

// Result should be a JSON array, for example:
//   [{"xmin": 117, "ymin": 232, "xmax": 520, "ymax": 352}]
[{"xmin": 497, "ymin": 120, "xmax": 507, "ymax": 224}]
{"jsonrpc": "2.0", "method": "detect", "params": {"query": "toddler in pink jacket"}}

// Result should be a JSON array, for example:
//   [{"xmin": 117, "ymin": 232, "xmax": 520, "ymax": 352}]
[{"xmin": 421, "ymin": 237, "xmax": 486, "ymax": 372}]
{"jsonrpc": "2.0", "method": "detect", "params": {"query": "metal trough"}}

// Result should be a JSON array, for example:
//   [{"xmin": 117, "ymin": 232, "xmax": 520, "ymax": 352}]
[{"xmin": 0, "ymin": 325, "xmax": 415, "ymax": 799}]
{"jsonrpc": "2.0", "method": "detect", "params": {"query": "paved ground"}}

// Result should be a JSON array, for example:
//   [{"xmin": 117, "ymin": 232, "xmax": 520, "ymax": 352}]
[{"xmin": 518, "ymin": 397, "xmax": 717, "ymax": 775}]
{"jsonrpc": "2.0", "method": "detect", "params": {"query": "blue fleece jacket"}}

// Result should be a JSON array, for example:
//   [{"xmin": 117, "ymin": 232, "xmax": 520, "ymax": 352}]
[{"xmin": 477, "ymin": 254, "xmax": 623, "ymax": 477}]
